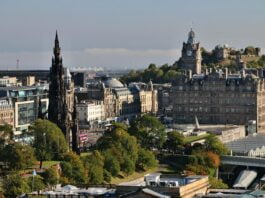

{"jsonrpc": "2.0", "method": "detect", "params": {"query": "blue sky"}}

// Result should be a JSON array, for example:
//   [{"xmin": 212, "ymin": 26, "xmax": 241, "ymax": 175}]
[{"xmin": 0, "ymin": 0, "xmax": 265, "ymax": 70}]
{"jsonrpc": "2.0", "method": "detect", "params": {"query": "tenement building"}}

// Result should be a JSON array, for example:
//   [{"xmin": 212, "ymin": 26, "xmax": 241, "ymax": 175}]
[{"xmin": 170, "ymin": 68, "xmax": 265, "ymax": 132}]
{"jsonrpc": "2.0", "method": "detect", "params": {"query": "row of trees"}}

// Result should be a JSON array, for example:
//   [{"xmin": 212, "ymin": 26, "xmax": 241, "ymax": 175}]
[{"xmin": 120, "ymin": 63, "xmax": 181, "ymax": 84}]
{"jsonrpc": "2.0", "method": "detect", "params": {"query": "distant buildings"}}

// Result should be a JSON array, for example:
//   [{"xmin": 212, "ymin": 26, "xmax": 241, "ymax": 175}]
[
  {"xmin": 0, "ymin": 76, "xmax": 20, "ymax": 87},
  {"xmin": 80, "ymin": 76, "xmax": 158, "ymax": 123}
]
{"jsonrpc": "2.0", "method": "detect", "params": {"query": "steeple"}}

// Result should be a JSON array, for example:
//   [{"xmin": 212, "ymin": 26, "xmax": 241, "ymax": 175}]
[
  {"xmin": 55, "ymin": 30, "xmax": 59, "ymax": 46},
  {"xmin": 53, "ymin": 31, "xmax": 61, "ymax": 59},
  {"xmin": 187, "ymin": 28, "xmax": 195, "ymax": 44}
]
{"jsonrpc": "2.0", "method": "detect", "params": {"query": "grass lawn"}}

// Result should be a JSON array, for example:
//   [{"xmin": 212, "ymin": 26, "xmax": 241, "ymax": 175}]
[
  {"xmin": 184, "ymin": 133, "xmax": 210, "ymax": 144},
  {"xmin": 80, "ymin": 152, "xmax": 91, "ymax": 158},
  {"xmin": 110, "ymin": 167, "xmax": 159, "ymax": 185},
  {"xmin": 42, "ymin": 161, "xmax": 60, "ymax": 168},
  {"xmin": 110, "ymin": 163, "xmax": 175, "ymax": 185}
]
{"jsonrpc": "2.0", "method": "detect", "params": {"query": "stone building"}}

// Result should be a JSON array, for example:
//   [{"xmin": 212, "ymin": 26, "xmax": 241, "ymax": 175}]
[
  {"xmin": 169, "ymin": 69, "xmax": 265, "ymax": 132},
  {"xmin": 23, "ymin": 76, "xmax": 35, "ymax": 86},
  {"xmin": 0, "ymin": 99, "xmax": 14, "ymax": 127},
  {"xmin": 178, "ymin": 29, "xmax": 202, "ymax": 74},
  {"xmin": 213, "ymin": 44, "xmax": 231, "ymax": 60},
  {"xmin": 84, "ymin": 77, "xmax": 158, "ymax": 121},
  {"xmin": 76, "ymin": 100, "xmax": 105, "ymax": 123},
  {"xmin": 0, "ymin": 76, "xmax": 19, "ymax": 87},
  {"xmin": 138, "ymin": 81, "xmax": 158, "ymax": 114}
]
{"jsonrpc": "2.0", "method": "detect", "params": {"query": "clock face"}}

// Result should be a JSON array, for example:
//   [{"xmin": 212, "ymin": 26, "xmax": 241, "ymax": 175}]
[{"xmin": 187, "ymin": 50, "xmax": 192, "ymax": 56}]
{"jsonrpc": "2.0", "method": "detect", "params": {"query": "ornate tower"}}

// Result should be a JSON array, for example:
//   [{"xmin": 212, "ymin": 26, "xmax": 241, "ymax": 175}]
[
  {"xmin": 48, "ymin": 31, "xmax": 71, "ymax": 145},
  {"xmin": 179, "ymin": 29, "xmax": 202, "ymax": 74}
]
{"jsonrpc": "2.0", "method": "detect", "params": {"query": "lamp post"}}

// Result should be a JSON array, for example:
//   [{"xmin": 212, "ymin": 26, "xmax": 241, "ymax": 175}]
[{"xmin": 32, "ymin": 169, "xmax": 37, "ymax": 192}]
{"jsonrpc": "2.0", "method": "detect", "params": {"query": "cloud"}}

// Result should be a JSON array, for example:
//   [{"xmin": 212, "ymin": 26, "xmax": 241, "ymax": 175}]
[{"xmin": 0, "ymin": 48, "xmax": 181, "ymax": 70}]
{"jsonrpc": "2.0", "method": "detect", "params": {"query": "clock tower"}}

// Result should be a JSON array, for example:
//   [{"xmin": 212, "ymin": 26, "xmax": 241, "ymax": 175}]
[{"xmin": 179, "ymin": 29, "xmax": 202, "ymax": 74}]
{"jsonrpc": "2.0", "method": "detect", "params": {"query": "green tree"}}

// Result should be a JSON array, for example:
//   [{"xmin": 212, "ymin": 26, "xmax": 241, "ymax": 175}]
[
  {"xmin": 258, "ymin": 55, "xmax": 265, "ymax": 66},
  {"xmin": 3, "ymin": 174, "xmax": 30, "ymax": 198},
  {"xmin": 148, "ymin": 63, "xmax": 157, "ymax": 70},
  {"xmin": 0, "ymin": 143, "xmax": 36, "ymax": 171},
  {"xmin": 204, "ymin": 135, "xmax": 229, "ymax": 155},
  {"xmin": 164, "ymin": 70, "xmax": 179, "ymax": 82},
  {"xmin": 43, "ymin": 167, "xmax": 59, "ymax": 186},
  {"xmin": 84, "ymin": 151, "xmax": 104, "ymax": 184},
  {"xmin": 129, "ymin": 115, "xmax": 166, "ymax": 149},
  {"xmin": 27, "ymin": 175, "xmax": 46, "ymax": 192},
  {"xmin": 209, "ymin": 177, "xmax": 228, "ymax": 189},
  {"xmin": 89, "ymin": 165, "xmax": 104, "ymax": 184},
  {"xmin": 61, "ymin": 152, "xmax": 86, "ymax": 184},
  {"xmin": 136, "ymin": 148, "xmax": 157, "ymax": 170},
  {"xmin": 0, "ymin": 124, "xmax": 14, "ymax": 151},
  {"xmin": 104, "ymin": 155, "xmax": 120, "ymax": 177},
  {"xmin": 97, "ymin": 126, "xmax": 139, "ymax": 164},
  {"xmin": 31, "ymin": 119, "xmax": 68, "ymax": 168},
  {"xmin": 122, "ymin": 158, "xmax": 135, "ymax": 176},
  {"xmin": 60, "ymin": 162, "xmax": 73, "ymax": 181},
  {"xmin": 165, "ymin": 131, "xmax": 184, "ymax": 153},
  {"xmin": 103, "ymin": 170, "xmax": 112, "ymax": 183}
]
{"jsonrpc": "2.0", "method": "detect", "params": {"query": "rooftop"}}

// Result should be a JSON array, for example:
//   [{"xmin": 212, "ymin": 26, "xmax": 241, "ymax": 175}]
[{"xmin": 226, "ymin": 133, "xmax": 265, "ymax": 153}]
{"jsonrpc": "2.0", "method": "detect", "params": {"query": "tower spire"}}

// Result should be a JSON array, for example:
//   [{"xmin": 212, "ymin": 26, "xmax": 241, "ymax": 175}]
[
  {"xmin": 55, "ymin": 30, "xmax": 60, "ymax": 49},
  {"xmin": 53, "ymin": 31, "xmax": 61, "ymax": 59}
]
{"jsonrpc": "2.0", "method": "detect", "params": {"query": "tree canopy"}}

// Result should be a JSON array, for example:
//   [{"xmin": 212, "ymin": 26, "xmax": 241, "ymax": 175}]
[
  {"xmin": 164, "ymin": 131, "xmax": 185, "ymax": 153},
  {"xmin": 60, "ymin": 151, "xmax": 86, "ymax": 184},
  {"xmin": 3, "ymin": 174, "xmax": 30, "ymax": 198},
  {"xmin": 0, "ymin": 143, "xmax": 36, "ymax": 171},
  {"xmin": 204, "ymin": 135, "xmax": 229, "ymax": 155},
  {"xmin": 0, "ymin": 124, "xmax": 14, "ymax": 151},
  {"xmin": 31, "ymin": 119, "xmax": 68, "ymax": 168},
  {"xmin": 120, "ymin": 63, "xmax": 181, "ymax": 84},
  {"xmin": 129, "ymin": 115, "xmax": 166, "ymax": 149}
]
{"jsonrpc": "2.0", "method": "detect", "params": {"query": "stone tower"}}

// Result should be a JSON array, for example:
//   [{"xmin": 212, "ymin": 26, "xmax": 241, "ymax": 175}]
[
  {"xmin": 179, "ymin": 29, "xmax": 202, "ymax": 74},
  {"xmin": 48, "ymin": 31, "xmax": 72, "ymax": 145}
]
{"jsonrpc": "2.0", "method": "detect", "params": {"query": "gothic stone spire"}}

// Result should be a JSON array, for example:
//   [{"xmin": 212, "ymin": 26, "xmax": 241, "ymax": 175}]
[{"xmin": 48, "ymin": 31, "xmax": 69, "ymax": 138}]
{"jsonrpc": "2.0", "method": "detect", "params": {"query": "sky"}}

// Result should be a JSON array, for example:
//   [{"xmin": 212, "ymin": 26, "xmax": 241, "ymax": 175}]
[{"xmin": 0, "ymin": 0, "xmax": 265, "ymax": 70}]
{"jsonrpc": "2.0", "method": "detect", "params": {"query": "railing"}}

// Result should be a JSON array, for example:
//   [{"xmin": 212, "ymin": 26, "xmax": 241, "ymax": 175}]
[{"xmin": 221, "ymin": 155, "xmax": 265, "ymax": 167}]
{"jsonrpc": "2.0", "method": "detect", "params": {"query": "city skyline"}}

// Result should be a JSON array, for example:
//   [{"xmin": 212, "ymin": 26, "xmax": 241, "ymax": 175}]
[{"xmin": 1, "ymin": 0, "xmax": 265, "ymax": 70}]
